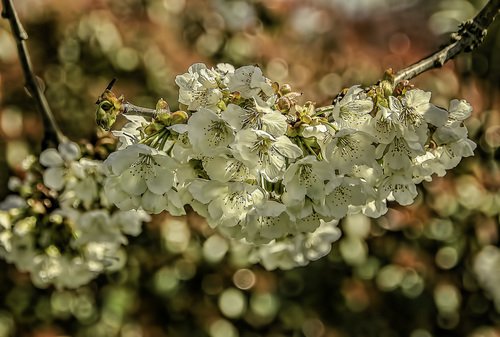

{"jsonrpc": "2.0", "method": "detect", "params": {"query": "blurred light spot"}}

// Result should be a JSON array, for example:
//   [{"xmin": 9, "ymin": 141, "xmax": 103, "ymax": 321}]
[
  {"xmin": 218, "ymin": 288, "xmax": 247, "ymax": 318},
  {"xmin": 115, "ymin": 47, "xmax": 140, "ymax": 72},
  {"xmin": 437, "ymin": 312, "xmax": 460, "ymax": 329},
  {"xmin": 71, "ymin": 293, "xmax": 95, "ymax": 322},
  {"xmin": 203, "ymin": 234, "xmax": 229, "ymax": 263},
  {"xmin": 342, "ymin": 280, "xmax": 369, "ymax": 312},
  {"xmin": 266, "ymin": 58, "xmax": 288, "ymax": 82},
  {"xmin": 428, "ymin": 2, "xmax": 475, "ymax": 34},
  {"xmin": 319, "ymin": 73, "xmax": 342, "ymax": 97},
  {"xmin": 209, "ymin": 319, "xmax": 238, "ymax": 337},
  {"xmin": 279, "ymin": 304, "xmax": 304, "ymax": 329},
  {"xmin": 0, "ymin": 311, "xmax": 14, "ymax": 337},
  {"xmin": 1, "ymin": 108, "xmax": 23, "ymax": 138},
  {"xmin": 202, "ymin": 274, "xmax": 224, "ymax": 295},
  {"xmin": 456, "ymin": 176, "xmax": 485, "ymax": 210},
  {"xmin": 94, "ymin": 20, "xmax": 123, "ymax": 52},
  {"xmin": 435, "ymin": 246, "xmax": 458, "ymax": 269},
  {"xmin": 427, "ymin": 219, "xmax": 454, "ymax": 241},
  {"xmin": 469, "ymin": 326, "xmax": 499, "ymax": 337},
  {"xmin": 250, "ymin": 293, "xmax": 280, "ymax": 318},
  {"xmin": 233, "ymin": 268, "xmax": 256, "ymax": 290},
  {"xmin": 0, "ymin": 31, "xmax": 17, "ymax": 62},
  {"xmin": 163, "ymin": 0, "xmax": 185, "ymax": 14},
  {"xmin": 339, "ymin": 237, "xmax": 367, "ymax": 266},
  {"xmin": 6, "ymin": 141, "xmax": 29, "ymax": 168},
  {"xmin": 291, "ymin": 7, "xmax": 330, "ymax": 37},
  {"xmin": 44, "ymin": 66, "xmax": 66, "ymax": 85},
  {"xmin": 58, "ymin": 38, "xmax": 80, "ymax": 64},
  {"xmin": 154, "ymin": 267, "xmax": 179, "ymax": 294},
  {"xmin": 434, "ymin": 284, "xmax": 461, "ymax": 313},
  {"xmin": 389, "ymin": 33, "xmax": 410, "ymax": 55},
  {"xmin": 226, "ymin": 35, "xmax": 255, "ymax": 63},
  {"xmin": 174, "ymin": 259, "xmax": 196, "ymax": 280},
  {"xmin": 343, "ymin": 214, "xmax": 371, "ymax": 238},
  {"xmin": 51, "ymin": 291, "xmax": 73, "ymax": 317},
  {"xmin": 400, "ymin": 269, "xmax": 424, "ymax": 298},
  {"xmin": 356, "ymin": 257, "xmax": 380, "ymax": 280},
  {"xmin": 216, "ymin": 0, "xmax": 256, "ymax": 31},
  {"xmin": 196, "ymin": 32, "xmax": 224, "ymax": 56},
  {"xmin": 485, "ymin": 124, "xmax": 500, "ymax": 149},
  {"xmin": 410, "ymin": 329, "xmax": 432, "ymax": 337},
  {"xmin": 162, "ymin": 218, "xmax": 190, "ymax": 253},
  {"xmin": 121, "ymin": 323, "xmax": 143, "ymax": 337},
  {"xmin": 376, "ymin": 265, "xmax": 404, "ymax": 291},
  {"xmin": 429, "ymin": 192, "xmax": 458, "ymax": 217},
  {"xmin": 302, "ymin": 318, "xmax": 325, "ymax": 337}
]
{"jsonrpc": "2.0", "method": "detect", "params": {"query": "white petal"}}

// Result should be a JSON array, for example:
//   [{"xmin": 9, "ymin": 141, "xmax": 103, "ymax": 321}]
[
  {"xmin": 273, "ymin": 136, "xmax": 303, "ymax": 159},
  {"xmin": 58, "ymin": 142, "xmax": 81, "ymax": 161},
  {"xmin": 43, "ymin": 167, "xmax": 65, "ymax": 190},
  {"xmin": 188, "ymin": 179, "xmax": 226, "ymax": 204},
  {"xmin": 39, "ymin": 149, "xmax": 63, "ymax": 167},
  {"xmin": 424, "ymin": 104, "xmax": 448, "ymax": 127},
  {"xmin": 449, "ymin": 99, "xmax": 472, "ymax": 121},
  {"xmin": 146, "ymin": 168, "xmax": 174, "ymax": 195},
  {"xmin": 119, "ymin": 169, "xmax": 147, "ymax": 196},
  {"xmin": 141, "ymin": 190, "xmax": 167, "ymax": 214}
]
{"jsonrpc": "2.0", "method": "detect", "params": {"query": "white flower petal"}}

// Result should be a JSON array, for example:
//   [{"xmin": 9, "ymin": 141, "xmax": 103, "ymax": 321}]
[
  {"xmin": 39, "ymin": 149, "xmax": 63, "ymax": 167},
  {"xmin": 43, "ymin": 167, "xmax": 66, "ymax": 190},
  {"xmin": 119, "ymin": 168, "xmax": 148, "ymax": 196},
  {"xmin": 58, "ymin": 142, "xmax": 81, "ymax": 161}
]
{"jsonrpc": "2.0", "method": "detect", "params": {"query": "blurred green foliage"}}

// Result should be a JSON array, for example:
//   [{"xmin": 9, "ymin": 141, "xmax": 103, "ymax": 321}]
[{"xmin": 0, "ymin": 0, "xmax": 499, "ymax": 336}]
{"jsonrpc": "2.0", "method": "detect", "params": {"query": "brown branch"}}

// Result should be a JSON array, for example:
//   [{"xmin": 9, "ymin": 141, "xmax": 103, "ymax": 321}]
[
  {"xmin": 1, "ymin": 0, "xmax": 68, "ymax": 148},
  {"xmin": 393, "ymin": 0, "xmax": 500, "ymax": 83}
]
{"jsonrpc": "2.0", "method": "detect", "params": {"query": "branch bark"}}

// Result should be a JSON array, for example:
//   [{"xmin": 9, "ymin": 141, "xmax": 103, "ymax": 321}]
[
  {"xmin": 393, "ymin": 0, "xmax": 500, "ymax": 83},
  {"xmin": 1, "ymin": 0, "xmax": 68, "ymax": 148}
]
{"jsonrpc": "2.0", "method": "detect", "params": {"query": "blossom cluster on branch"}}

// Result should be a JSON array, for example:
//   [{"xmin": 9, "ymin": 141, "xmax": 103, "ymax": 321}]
[
  {"xmin": 0, "ymin": 142, "xmax": 150, "ymax": 288},
  {"xmin": 101, "ymin": 63, "xmax": 476, "ymax": 268}
]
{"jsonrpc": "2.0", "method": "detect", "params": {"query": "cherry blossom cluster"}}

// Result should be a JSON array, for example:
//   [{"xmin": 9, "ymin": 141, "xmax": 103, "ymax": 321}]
[
  {"xmin": 103, "ymin": 63, "xmax": 476, "ymax": 266},
  {"xmin": 0, "ymin": 142, "xmax": 150, "ymax": 288}
]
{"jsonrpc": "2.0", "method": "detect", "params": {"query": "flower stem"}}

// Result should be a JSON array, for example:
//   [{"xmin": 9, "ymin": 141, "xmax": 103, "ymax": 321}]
[
  {"xmin": 1, "ymin": 0, "xmax": 68, "ymax": 148},
  {"xmin": 392, "ymin": 0, "xmax": 500, "ymax": 83}
]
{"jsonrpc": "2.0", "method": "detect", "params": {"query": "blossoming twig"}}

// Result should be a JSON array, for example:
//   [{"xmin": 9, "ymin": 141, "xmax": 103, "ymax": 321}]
[
  {"xmin": 393, "ymin": 0, "xmax": 500, "ymax": 83},
  {"xmin": 1, "ymin": 0, "xmax": 68, "ymax": 148}
]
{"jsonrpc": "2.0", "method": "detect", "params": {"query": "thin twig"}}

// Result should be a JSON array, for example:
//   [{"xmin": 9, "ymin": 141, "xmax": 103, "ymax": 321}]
[
  {"xmin": 2, "ymin": 0, "xmax": 68, "ymax": 148},
  {"xmin": 122, "ymin": 103, "xmax": 158, "ymax": 118},
  {"xmin": 393, "ymin": 0, "xmax": 500, "ymax": 83}
]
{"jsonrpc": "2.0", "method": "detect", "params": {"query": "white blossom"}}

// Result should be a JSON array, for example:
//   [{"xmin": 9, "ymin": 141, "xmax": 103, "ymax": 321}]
[
  {"xmin": 232, "ymin": 129, "xmax": 302, "ymax": 182},
  {"xmin": 175, "ymin": 63, "xmax": 223, "ymax": 110},
  {"xmin": 187, "ymin": 107, "xmax": 234, "ymax": 155},
  {"xmin": 227, "ymin": 65, "xmax": 274, "ymax": 98},
  {"xmin": 222, "ymin": 97, "xmax": 287, "ymax": 137}
]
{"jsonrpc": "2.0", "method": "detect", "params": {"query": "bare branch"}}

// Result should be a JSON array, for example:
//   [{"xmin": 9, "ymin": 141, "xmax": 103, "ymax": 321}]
[
  {"xmin": 2, "ymin": 0, "xmax": 68, "ymax": 148},
  {"xmin": 393, "ymin": 0, "xmax": 500, "ymax": 83}
]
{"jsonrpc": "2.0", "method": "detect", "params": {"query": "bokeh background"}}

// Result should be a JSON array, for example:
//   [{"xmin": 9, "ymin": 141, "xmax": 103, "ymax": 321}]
[{"xmin": 0, "ymin": 0, "xmax": 499, "ymax": 336}]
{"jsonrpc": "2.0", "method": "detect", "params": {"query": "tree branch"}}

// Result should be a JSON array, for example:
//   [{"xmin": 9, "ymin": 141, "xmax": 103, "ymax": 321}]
[
  {"xmin": 393, "ymin": 0, "xmax": 500, "ymax": 83},
  {"xmin": 1, "ymin": 0, "xmax": 68, "ymax": 148}
]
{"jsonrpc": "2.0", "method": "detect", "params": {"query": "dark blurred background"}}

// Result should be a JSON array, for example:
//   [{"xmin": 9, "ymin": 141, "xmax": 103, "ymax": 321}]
[{"xmin": 0, "ymin": 0, "xmax": 499, "ymax": 336}]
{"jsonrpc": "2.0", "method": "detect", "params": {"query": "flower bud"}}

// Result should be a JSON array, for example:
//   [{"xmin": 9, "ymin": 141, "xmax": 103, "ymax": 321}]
[
  {"xmin": 171, "ymin": 111, "xmax": 189, "ymax": 125},
  {"xmin": 156, "ymin": 98, "xmax": 170, "ymax": 114},
  {"xmin": 157, "ymin": 112, "xmax": 171, "ymax": 125},
  {"xmin": 280, "ymin": 84, "xmax": 292, "ymax": 95}
]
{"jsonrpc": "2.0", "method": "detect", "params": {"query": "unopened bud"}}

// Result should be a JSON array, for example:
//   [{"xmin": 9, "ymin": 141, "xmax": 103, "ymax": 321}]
[
  {"xmin": 157, "ymin": 112, "xmax": 171, "ymax": 125},
  {"xmin": 156, "ymin": 98, "xmax": 170, "ymax": 114},
  {"xmin": 171, "ymin": 111, "xmax": 189, "ymax": 124},
  {"xmin": 280, "ymin": 84, "xmax": 292, "ymax": 95}
]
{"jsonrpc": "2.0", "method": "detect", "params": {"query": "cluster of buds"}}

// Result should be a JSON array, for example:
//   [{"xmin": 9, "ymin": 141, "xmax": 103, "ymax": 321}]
[{"xmin": 100, "ymin": 63, "xmax": 475, "ymax": 268}]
